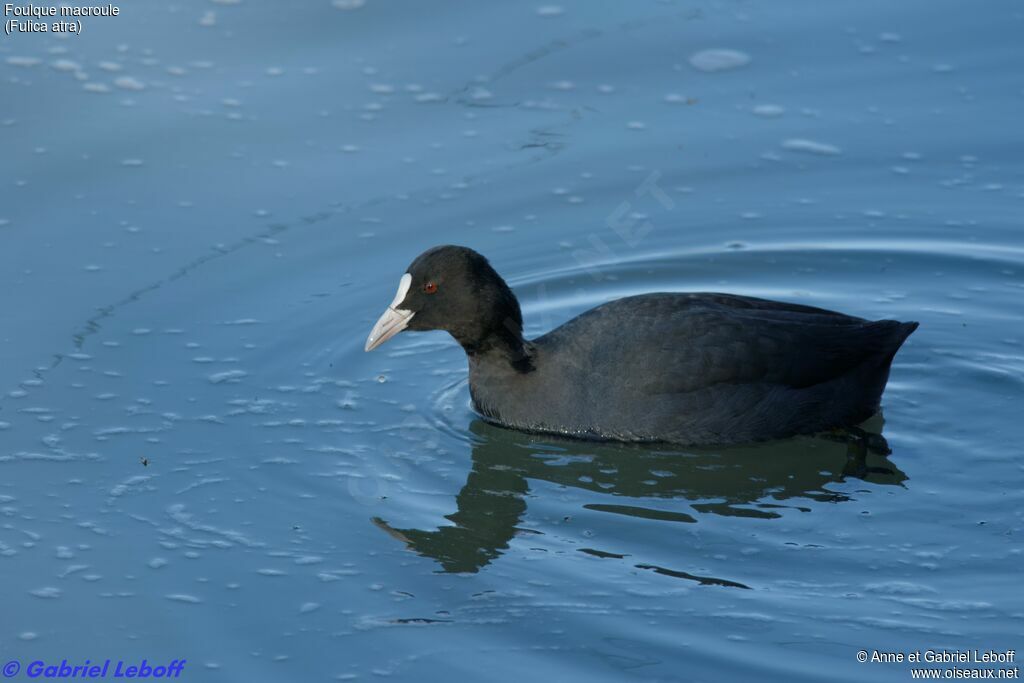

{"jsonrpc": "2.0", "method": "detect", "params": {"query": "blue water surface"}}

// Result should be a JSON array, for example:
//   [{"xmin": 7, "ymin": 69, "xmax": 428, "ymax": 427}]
[{"xmin": 2, "ymin": 1, "xmax": 1022, "ymax": 681}]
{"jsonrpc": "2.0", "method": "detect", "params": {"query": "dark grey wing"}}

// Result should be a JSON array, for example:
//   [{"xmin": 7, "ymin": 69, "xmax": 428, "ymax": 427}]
[
  {"xmin": 642, "ymin": 310, "xmax": 916, "ymax": 394},
  {"xmin": 539, "ymin": 293, "xmax": 914, "ymax": 395}
]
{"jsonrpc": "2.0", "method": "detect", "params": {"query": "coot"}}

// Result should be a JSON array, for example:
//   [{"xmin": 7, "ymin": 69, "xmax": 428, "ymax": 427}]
[{"xmin": 365, "ymin": 245, "xmax": 918, "ymax": 445}]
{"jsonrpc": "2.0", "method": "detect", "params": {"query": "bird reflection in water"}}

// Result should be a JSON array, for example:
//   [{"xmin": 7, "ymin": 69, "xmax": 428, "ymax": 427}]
[{"xmin": 372, "ymin": 415, "xmax": 906, "ymax": 586}]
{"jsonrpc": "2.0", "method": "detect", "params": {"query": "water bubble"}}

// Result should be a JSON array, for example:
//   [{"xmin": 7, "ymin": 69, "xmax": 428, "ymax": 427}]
[
  {"xmin": 536, "ymin": 6, "xmax": 564, "ymax": 16},
  {"xmin": 6, "ymin": 56, "xmax": 41, "ymax": 67},
  {"xmin": 689, "ymin": 49, "xmax": 751, "ymax": 73},
  {"xmin": 781, "ymin": 138, "xmax": 842, "ymax": 156},
  {"xmin": 52, "ymin": 59, "xmax": 82, "ymax": 72},
  {"xmin": 114, "ymin": 76, "xmax": 146, "ymax": 91},
  {"xmin": 752, "ymin": 104, "xmax": 784, "ymax": 117}
]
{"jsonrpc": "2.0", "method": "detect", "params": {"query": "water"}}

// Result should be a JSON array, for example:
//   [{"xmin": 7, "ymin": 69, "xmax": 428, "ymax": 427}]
[{"xmin": 2, "ymin": 1, "xmax": 1022, "ymax": 681}]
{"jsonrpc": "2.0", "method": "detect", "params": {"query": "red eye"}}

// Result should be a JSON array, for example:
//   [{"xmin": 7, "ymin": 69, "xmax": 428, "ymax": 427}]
[{"xmin": 423, "ymin": 281, "xmax": 438, "ymax": 294}]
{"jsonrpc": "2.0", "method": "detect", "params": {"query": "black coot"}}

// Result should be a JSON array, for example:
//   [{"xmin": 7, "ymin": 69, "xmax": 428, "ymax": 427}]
[{"xmin": 365, "ymin": 245, "xmax": 918, "ymax": 445}]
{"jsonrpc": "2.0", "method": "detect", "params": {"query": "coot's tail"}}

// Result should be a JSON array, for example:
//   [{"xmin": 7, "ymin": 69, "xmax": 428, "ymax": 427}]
[
  {"xmin": 884, "ymin": 320, "xmax": 919, "ymax": 362},
  {"xmin": 841, "ymin": 320, "xmax": 918, "ymax": 426}
]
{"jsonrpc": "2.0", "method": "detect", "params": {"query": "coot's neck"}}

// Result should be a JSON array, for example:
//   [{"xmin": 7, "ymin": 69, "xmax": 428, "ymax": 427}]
[
  {"xmin": 456, "ymin": 324, "xmax": 535, "ymax": 374},
  {"xmin": 453, "ymin": 320, "xmax": 535, "ymax": 374},
  {"xmin": 445, "ymin": 268, "xmax": 536, "ymax": 373}
]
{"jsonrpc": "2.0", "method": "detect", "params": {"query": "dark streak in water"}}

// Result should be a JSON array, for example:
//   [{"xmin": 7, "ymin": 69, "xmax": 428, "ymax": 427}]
[
  {"xmin": 757, "ymin": 502, "xmax": 812, "ymax": 513},
  {"xmin": 390, "ymin": 617, "xmax": 453, "ymax": 625},
  {"xmin": 635, "ymin": 563, "xmax": 751, "ymax": 590},
  {"xmin": 578, "ymin": 547, "xmax": 629, "ymax": 559},
  {"xmin": 584, "ymin": 503, "xmax": 697, "ymax": 524}
]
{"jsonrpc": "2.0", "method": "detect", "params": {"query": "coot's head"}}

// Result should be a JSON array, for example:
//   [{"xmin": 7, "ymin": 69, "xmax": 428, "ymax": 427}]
[{"xmin": 365, "ymin": 245, "xmax": 524, "ymax": 353}]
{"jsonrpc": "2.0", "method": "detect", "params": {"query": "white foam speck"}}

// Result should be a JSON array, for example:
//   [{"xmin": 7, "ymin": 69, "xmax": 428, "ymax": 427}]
[
  {"xmin": 19, "ymin": 632, "xmax": 38, "ymax": 641},
  {"xmin": 52, "ymin": 59, "xmax": 82, "ymax": 72},
  {"xmin": 30, "ymin": 587, "xmax": 62, "ymax": 599},
  {"xmin": 7, "ymin": 56, "xmax": 41, "ymax": 67},
  {"xmin": 332, "ymin": 0, "xmax": 365, "ymax": 9},
  {"xmin": 753, "ymin": 104, "xmax": 785, "ymax": 117},
  {"xmin": 114, "ymin": 76, "xmax": 145, "ymax": 91},
  {"xmin": 257, "ymin": 568, "xmax": 287, "ymax": 576},
  {"xmin": 299, "ymin": 602, "xmax": 321, "ymax": 614},
  {"xmin": 208, "ymin": 370, "xmax": 248, "ymax": 384},
  {"xmin": 782, "ymin": 138, "xmax": 842, "ymax": 156},
  {"xmin": 165, "ymin": 594, "xmax": 202, "ymax": 604},
  {"xmin": 689, "ymin": 49, "xmax": 751, "ymax": 73},
  {"xmin": 166, "ymin": 503, "xmax": 264, "ymax": 548},
  {"xmin": 149, "ymin": 557, "xmax": 168, "ymax": 569},
  {"xmin": 109, "ymin": 475, "xmax": 153, "ymax": 498},
  {"xmin": 536, "ymin": 5, "xmax": 564, "ymax": 16},
  {"xmin": 59, "ymin": 564, "xmax": 89, "ymax": 579}
]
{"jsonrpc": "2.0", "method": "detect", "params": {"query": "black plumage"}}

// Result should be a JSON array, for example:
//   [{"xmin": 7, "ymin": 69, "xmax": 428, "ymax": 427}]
[{"xmin": 365, "ymin": 245, "xmax": 917, "ymax": 445}]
